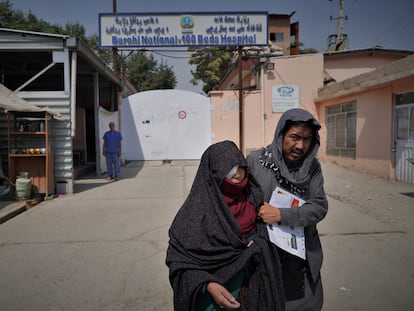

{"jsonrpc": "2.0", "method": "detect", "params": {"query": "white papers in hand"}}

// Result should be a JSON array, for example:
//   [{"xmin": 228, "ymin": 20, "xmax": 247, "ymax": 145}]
[{"xmin": 268, "ymin": 187, "xmax": 306, "ymax": 259}]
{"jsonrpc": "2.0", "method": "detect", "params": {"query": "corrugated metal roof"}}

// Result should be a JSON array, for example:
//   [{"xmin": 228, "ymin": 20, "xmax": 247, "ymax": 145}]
[
  {"xmin": 323, "ymin": 47, "xmax": 414, "ymax": 58},
  {"xmin": 0, "ymin": 27, "xmax": 69, "ymax": 39},
  {"xmin": 316, "ymin": 54, "xmax": 414, "ymax": 102},
  {"xmin": 0, "ymin": 28, "xmax": 121, "ymax": 87},
  {"xmin": 0, "ymin": 83, "xmax": 63, "ymax": 119}
]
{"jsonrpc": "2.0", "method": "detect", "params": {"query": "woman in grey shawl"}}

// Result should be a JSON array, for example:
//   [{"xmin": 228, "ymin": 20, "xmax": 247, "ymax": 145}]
[
  {"xmin": 247, "ymin": 108, "xmax": 328, "ymax": 311},
  {"xmin": 166, "ymin": 140, "xmax": 285, "ymax": 311}
]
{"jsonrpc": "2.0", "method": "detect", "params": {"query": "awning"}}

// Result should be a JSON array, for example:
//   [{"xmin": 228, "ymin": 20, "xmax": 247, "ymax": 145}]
[{"xmin": 0, "ymin": 83, "xmax": 63, "ymax": 120}]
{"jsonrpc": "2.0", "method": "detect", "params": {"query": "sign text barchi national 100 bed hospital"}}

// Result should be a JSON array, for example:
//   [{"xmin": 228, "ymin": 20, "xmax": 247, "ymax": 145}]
[{"xmin": 99, "ymin": 12, "xmax": 269, "ymax": 48}]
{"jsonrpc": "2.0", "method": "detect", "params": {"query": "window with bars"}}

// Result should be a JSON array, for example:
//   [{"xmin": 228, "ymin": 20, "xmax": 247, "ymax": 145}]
[
  {"xmin": 395, "ymin": 93, "xmax": 414, "ymax": 141},
  {"xmin": 326, "ymin": 102, "xmax": 357, "ymax": 158}
]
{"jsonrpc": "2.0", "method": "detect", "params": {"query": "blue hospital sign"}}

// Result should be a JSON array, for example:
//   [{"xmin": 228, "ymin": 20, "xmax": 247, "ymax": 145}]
[{"xmin": 99, "ymin": 12, "xmax": 268, "ymax": 48}]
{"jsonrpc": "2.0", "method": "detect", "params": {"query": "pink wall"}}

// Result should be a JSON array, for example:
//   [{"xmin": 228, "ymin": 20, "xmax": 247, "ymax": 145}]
[
  {"xmin": 210, "ymin": 90, "xmax": 243, "ymax": 145},
  {"xmin": 317, "ymin": 86, "xmax": 395, "ymax": 178},
  {"xmin": 210, "ymin": 53, "xmax": 324, "ymax": 155},
  {"xmin": 317, "ymin": 76, "xmax": 414, "ymax": 180},
  {"xmin": 210, "ymin": 52, "xmax": 414, "ymax": 181},
  {"xmin": 262, "ymin": 54, "xmax": 324, "ymax": 149}
]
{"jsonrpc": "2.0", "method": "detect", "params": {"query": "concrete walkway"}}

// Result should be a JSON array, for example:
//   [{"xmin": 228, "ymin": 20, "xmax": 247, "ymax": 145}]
[
  {"xmin": 0, "ymin": 160, "xmax": 413, "ymax": 311},
  {"xmin": 0, "ymin": 199, "xmax": 26, "ymax": 224}
]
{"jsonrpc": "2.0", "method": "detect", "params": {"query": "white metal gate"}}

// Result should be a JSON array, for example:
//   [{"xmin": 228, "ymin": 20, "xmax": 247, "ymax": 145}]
[
  {"xmin": 394, "ymin": 102, "xmax": 414, "ymax": 184},
  {"xmin": 121, "ymin": 89, "xmax": 211, "ymax": 160}
]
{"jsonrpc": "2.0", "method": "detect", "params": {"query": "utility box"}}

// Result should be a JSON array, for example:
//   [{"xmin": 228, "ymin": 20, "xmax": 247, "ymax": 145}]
[{"xmin": 55, "ymin": 181, "xmax": 68, "ymax": 195}]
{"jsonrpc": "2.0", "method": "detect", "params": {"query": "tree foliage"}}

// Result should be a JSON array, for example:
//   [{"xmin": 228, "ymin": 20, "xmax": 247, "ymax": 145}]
[
  {"xmin": 299, "ymin": 48, "xmax": 319, "ymax": 54},
  {"xmin": 1, "ymin": 0, "xmax": 318, "ymax": 93},
  {"xmin": 0, "ymin": 0, "xmax": 76, "ymax": 37},
  {"xmin": 86, "ymin": 33, "xmax": 115, "ymax": 66},
  {"xmin": 0, "ymin": 0, "xmax": 177, "ymax": 91},
  {"xmin": 188, "ymin": 43, "xmax": 318, "ymax": 93},
  {"xmin": 122, "ymin": 51, "xmax": 176, "ymax": 91},
  {"xmin": 188, "ymin": 46, "xmax": 236, "ymax": 94},
  {"xmin": 298, "ymin": 42, "xmax": 319, "ymax": 54}
]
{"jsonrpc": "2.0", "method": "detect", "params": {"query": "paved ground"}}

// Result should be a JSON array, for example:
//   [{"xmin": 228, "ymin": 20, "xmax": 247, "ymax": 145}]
[{"xmin": 0, "ymin": 160, "xmax": 413, "ymax": 311}]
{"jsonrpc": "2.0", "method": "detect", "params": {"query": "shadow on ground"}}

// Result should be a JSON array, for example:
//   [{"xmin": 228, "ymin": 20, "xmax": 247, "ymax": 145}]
[{"xmin": 73, "ymin": 161, "xmax": 145, "ymax": 193}]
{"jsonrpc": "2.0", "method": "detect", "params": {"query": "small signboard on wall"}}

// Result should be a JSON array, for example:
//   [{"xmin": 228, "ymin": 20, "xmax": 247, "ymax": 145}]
[{"xmin": 272, "ymin": 85, "xmax": 299, "ymax": 112}]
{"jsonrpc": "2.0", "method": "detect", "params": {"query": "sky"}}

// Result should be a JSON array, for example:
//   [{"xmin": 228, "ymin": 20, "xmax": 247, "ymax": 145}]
[{"xmin": 7, "ymin": 0, "xmax": 414, "ymax": 93}]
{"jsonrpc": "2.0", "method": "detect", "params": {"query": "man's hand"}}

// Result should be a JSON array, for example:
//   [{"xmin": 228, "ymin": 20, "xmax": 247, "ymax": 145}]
[
  {"xmin": 258, "ymin": 202, "xmax": 281, "ymax": 224},
  {"xmin": 206, "ymin": 282, "xmax": 241, "ymax": 309}
]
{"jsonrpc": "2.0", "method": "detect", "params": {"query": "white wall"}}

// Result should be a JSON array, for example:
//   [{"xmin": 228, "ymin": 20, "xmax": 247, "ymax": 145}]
[{"xmin": 121, "ymin": 89, "xmax": 211, "ymax": 160}]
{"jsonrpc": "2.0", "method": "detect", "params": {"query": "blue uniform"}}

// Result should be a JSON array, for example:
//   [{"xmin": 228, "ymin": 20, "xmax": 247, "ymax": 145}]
[{"xmin": 103, "ymin": 130, "xmax": 122, "ymax": 178}]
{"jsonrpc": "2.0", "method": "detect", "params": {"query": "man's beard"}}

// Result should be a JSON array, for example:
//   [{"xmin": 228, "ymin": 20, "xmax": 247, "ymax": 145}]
[{"xmin": 283, "ymin": 149, "xmax": 305, "ymax": 170}]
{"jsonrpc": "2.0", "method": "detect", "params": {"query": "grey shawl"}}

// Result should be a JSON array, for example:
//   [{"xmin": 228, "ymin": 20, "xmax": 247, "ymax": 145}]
[
  {"xmin": 247, "ymin": 109, "xmax": 328, "ymax": 308},
  {"xmin": 166, "ymin": 141, "xmax": 285, "ymax": 311},
  {"xmin": 271, "ymin": 108, "xmax": 321, "ymax": 189}
]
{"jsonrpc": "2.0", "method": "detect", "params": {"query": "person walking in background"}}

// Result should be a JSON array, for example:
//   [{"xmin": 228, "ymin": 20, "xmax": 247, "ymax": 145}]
[
  {"xmin": 166, "ymin": 140, "xmax": 285, "ymax": 311},
  {"xmin": 102, "ymin": 121, "xmax": 122, "ymax": 181},
  {"xmin": 247, "ymin": 108, "xmax": 328, "ymax": 311}
]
